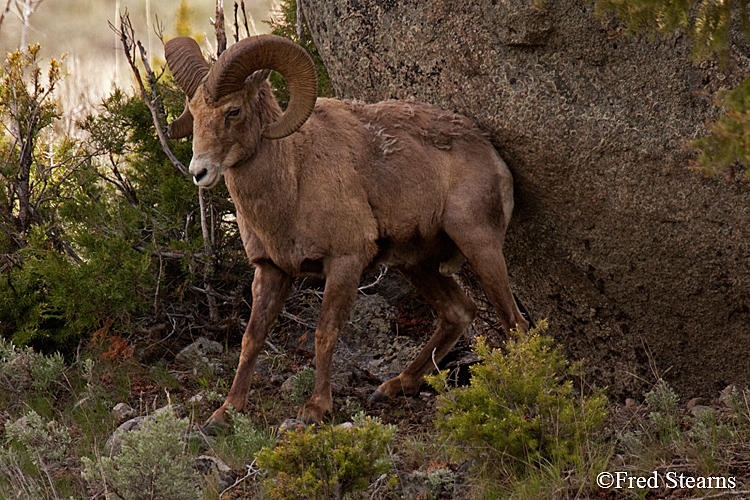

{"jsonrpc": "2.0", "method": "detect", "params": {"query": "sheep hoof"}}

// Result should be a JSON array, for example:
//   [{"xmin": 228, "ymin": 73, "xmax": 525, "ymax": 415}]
[
  {"xmin": 201, "ymin": 417, "xmax": 231, "ymax": 436},
  {"xmin": 368, "ymin": 390, "xmax": 391, "ymax": 404}
]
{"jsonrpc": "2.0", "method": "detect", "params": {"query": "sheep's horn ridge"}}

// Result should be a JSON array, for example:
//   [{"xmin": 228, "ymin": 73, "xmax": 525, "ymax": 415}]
[
  {"xmin": 165, "ymin": 37, "xmax": 210, "ymax": 100},
  {"xmin": 204, "ymin": 34, "xmax": 318, "ymax": 140},
  {"xmin": 164, "ymin": 37, "xmax": 210, "ymax": 139}
]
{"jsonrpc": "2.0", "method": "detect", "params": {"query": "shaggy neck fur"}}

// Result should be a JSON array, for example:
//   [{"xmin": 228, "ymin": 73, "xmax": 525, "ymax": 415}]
[{"xmin": 223, "ymin": 83, "xmax": 300, "ymax": 258}]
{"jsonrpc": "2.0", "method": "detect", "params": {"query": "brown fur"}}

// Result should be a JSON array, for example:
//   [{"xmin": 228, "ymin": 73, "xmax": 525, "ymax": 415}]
[{"xmin": 186, "ymin": 77, "xmax": 528, "ymax": 426}]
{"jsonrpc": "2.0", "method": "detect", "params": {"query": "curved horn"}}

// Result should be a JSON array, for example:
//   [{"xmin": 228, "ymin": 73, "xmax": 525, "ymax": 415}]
[
  {"xmin": 164, "ymin": 37, "xmax": 210, "ymax": 99},
  {"xmin": 204, "ymin": 34, "xmax": 317, "ymax": 139},
  {"xmin": 164, "ymin": 38, "xmax": 210, "ymax": 139}
]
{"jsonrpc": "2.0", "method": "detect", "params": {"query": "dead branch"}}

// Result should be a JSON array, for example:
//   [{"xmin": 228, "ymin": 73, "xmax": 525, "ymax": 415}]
[
  {"xmin": 297, "ymin": 0, "xmax": 304, "ymax": 43},
  {"xmin": 112, "ymin": 12, "xmax": 189, "ymax": 178},
  {"xmin": 212, "ymin": 0, "xmax": 227, "ymax": 55},
  {"xmin": 240, "ymin": 1, "xmax": 251, "ymax": 35},
  {"xmin": 198, "ymin": 186, "xmax": 219, "ymax": 322},
  {"xmin": 0, "ymin": 0, "xmax": 12, "ymax": 34},
  {"xmin": 232, "ymin": 2, "xmax": 239, "ymax": 42}
]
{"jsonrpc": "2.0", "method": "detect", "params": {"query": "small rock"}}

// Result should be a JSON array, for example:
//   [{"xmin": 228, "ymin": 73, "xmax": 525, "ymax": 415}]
[
  {"xmin": 690, "ymin": 405, "xmax": 713, "ymax": 416},
  {"xmin": 346, "ymin": 294, "xmax": 397, "ymax": 337},
  {"xmin": 175, "ymin": 337, "xmax": 223, "ymax": 367},
  {"xmin": 206, "ymin": 359, "xmax": 225, "ymax": 376},
  {"xmin": 686, "ymin": 397, "xmax": 708, "ymax": 412},
  {"xmin": 337, "ymin": 421, "xmax": 354, "ymax": 430},
  {"xmin": 187, "ymin": 393, "xmax": 205, "ymax": 405},
  {"xmin": 278, "ymin": 418, "xmax": 306, "ymax": 435},
  {"xmin": 194, "ymin": 455, "xmax": 236, "ymax": 491},
  {"xmin": 270, "ymin": 374, "xmax": 285, "ymax": 385},
  {"xmin": 333, "ymin": 371, "xmax": 355, "ymax": 386},
  {"xmin": 280, "ymin": 375, "xmax": 295, "ymax": 393},
  {"xmin": 368, "ymin": 358, "xmax": 384, "ymax": 370},
  {"xmin": 186, "ymin": 429, "xmax": 217, "ymax": 453},
  {"xmin": 254, "ymin": 355, "xmax": 273, "ymax": 378},
  {"xmin": 112, "ymin": 402, "xmax": 135, "ymax": 423},
  {"xmin": 625, "ymin": 398, "xmax": 638, "ymax": 408},
  {"xmin": 106, "ymin": 416, "xmax": 150, "ymax": 456},
  {"xmin": 720, "ymin": 385, "xmax": 738, "ymax": 405},
  {"xmin": 105, "ymin": 405, "xmax": 182, "ymax": 456},
  {"xmin": 356, "ymin": 386, "xmax": 376, "ymax": 399}
]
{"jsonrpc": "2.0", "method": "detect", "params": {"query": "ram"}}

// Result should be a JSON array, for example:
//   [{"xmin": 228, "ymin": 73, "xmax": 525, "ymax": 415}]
[{"xmin": 165, "ymin": 35, "xmax": 528, "ymax": 427}]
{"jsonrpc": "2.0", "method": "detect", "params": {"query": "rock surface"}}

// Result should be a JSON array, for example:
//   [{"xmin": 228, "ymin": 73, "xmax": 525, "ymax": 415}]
[
  {"xmin": 302, "ymin": 0, "xmax": 750, "ymax": 398},
  {"xmin": 194, "ymin": 455, "xmax": 236, "ymax": 491},
  {"xmin": 111, "ymin": 402, "xmax": 136, "ymax": 423},
  {"xmin": 175, "ymin": 337, "xmax": 225, "ymax": 375}
]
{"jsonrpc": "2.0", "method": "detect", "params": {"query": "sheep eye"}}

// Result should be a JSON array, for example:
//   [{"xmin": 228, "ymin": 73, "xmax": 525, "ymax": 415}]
[{"xmin": 224, "ymin": 107, "xmax": 241, "ymax": 128}]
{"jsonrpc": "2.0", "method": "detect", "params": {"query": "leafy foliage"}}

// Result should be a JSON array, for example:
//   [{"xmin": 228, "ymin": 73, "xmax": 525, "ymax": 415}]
[
  {"xmin": 427, "ymin": 322, "xmax": 608, "ymax": 478},
  {"xmin": 593, "ymin": 0, "xmax": 749, "ymax": 61},
  {"xmin": 81, "ymin": 406, "xmax": 199, "ymax": 500},
  {"xmin": 289, "ymin": 365, "xmax": 316, "ymax": 405},
  {"xmin": 0, "ymin": 409, "xmax": 73, "ymax": 500},
  {"xmin": 266, "ymin": 0, "xmax": 335, "ymax": 106},
  {"xmin": 222, "ymin": 407, "xmax": 277, "ymax": 467},
  {"xmin": 0, "ymin": 337, "xmax": 65, "ymax": 400},
  {"xmin": 0, "ymin": 42, "xmax": 249, "ymax": 354},
  {"xmin": 0, "ymin": 44, "xmax": 67, "ymax": 248},
  {"xmin": 593, "ymin": 0, "xmax": 750, "ymax": 178},
  {"xmin": 617, "ymin": 379, "xmax": 750, "ymax": 482},
  {"xmin": 692, "ymin": 77, "xmax": 750, "ymax": 179},
  {"xmin": 255, "ymin": 413, "xmax": 396, "ymax": 500}
]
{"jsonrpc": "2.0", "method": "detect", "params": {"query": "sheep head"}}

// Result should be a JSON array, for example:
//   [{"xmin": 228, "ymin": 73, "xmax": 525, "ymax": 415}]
[{"xmin": 165, "ymin": 35, "xmax": 318, "ymax": 188}]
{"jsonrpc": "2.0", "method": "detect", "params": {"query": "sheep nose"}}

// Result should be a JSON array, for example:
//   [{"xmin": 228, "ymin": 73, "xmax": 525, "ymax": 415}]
[{"xmin": 194, "ymin": 168, "xmax": 208, "ymax": 183}]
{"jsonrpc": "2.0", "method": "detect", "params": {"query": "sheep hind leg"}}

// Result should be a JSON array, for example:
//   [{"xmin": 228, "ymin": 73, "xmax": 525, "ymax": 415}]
[
  {"xmin": 447, "ymin": 224, "xmax": 529, "ymax": 334},
  {"xmin": 369, "ymin": 266, "xmax": 477, "ymax": 402},
  {"xmin": 203, "ymin": 262, "xmax": 292, "ymax": 432}
]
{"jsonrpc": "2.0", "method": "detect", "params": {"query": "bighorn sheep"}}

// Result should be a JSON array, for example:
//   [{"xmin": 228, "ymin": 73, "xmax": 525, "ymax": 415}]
[{"xmin": 165, "ymin": 34, "xmax": 529, "ymax": 426}]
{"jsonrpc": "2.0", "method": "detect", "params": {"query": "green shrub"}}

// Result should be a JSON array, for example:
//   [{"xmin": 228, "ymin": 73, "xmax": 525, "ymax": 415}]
[
  {"xmin": 255, "ymin": 413, "xmax": 396, "ymax": 500},
  {"xmin": 289, "ymin": 366, "xmax": 316, "ymax": 405},
  {"xmin": 267, "ymin": 0, "xmax": 335, "ymax": 106},
  {"xmin": 619, "ymin": 379, "xmax": 750, "ymax": 481},
  {"xmin": 81, "ymin": 406, "xmax": 199, "ymax": 500},
  {"xmin": 427, "ymin": 322, "xmax": 608, "ymax": 477},
  {"xmin": 0, "ymin": 337, "xmax": 65, "ymax": 397},
  {"xmin": 644, "ymin": 378, "xmax": 681, "ymax": 445},
  {"xmin": 723, "ymin": 385, "xmax": 750, "ymax": 429},
  {"xmin": 221, "ymin": 408, "xmax": 277, "ymax": 467},
  {"xmin": 0, "ymin": 409, "xmax": 72, "ymax": 500}
]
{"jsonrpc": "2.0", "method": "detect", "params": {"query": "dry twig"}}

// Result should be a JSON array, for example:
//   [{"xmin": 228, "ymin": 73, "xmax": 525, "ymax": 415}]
[{"xmin": 111, "ymin": 12, "xmax": 189, "ymax": 178}]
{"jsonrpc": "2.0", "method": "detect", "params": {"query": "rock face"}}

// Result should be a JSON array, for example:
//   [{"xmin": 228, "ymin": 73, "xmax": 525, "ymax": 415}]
[{"xmin": 302, "ymin": 0, "xmax": 750, "ymax": 397}]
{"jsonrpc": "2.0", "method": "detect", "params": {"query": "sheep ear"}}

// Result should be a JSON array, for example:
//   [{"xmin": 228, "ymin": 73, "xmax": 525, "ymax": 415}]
[
  {"xmin": 245, "ymin": 69, "xmax": 272, "ymax": 96},
  {"xmin": 167, "ymin": 98, "xmax": 194, "ymax": 139}
]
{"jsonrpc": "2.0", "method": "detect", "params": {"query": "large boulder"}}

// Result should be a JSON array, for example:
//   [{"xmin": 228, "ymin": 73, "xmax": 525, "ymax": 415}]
[{"xmin": 302, "ymin": 0, "xmax": 750, "ymax": 398}]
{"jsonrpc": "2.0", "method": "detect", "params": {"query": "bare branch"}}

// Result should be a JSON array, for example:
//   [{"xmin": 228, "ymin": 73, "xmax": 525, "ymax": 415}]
[
  {"xmin": 297, "ymin": 0, "xmax": 304, "ymax": 43},
  {"xmin": 240, "ymin": 1, "xmax": 251, "ymax": 35},
  {"xmin": 113, "ymin": 12, "xmax": 189, "ymax": 178},
  {"xmin": 213, "ymin": 0, "xmax": 227, "ymax": 55},
  {"xmin": 232, "ymin": 2, "xmax": 239, "ymax": 43},
  {"xmin": 199, "ymin": 187, "xmax": 219, "ymax": 322},
  {"xmin": 0, "ymin": 0, "xmax": 12, "ymax": 34}
]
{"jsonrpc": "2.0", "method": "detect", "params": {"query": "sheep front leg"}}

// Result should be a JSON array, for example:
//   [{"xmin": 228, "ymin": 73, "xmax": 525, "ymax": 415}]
[
  {"xmin": 299, "ymin": 256, "xmax": 362, "ymax": 423},
  {"xmin": 204, "ymin": 262, "xmax": 292, "ymax": 431}
]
